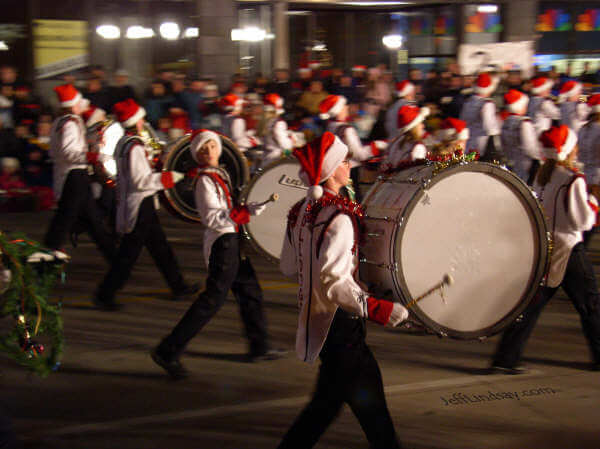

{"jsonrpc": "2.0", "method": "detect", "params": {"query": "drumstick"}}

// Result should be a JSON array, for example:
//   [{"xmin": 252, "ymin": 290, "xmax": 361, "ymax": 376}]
[
  {"xmin": 405, "ymin": 274, "xmax": 454, "ymax": 310},
  {"xmin": 254, "ymin": 193, "xmax": 279, "ymax": 207}
]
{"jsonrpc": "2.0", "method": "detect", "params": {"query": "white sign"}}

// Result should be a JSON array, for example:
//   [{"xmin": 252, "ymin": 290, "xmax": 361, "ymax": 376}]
[{"xmin": 458, "ymin": 41, "xmax": 534, "ymax": 78}]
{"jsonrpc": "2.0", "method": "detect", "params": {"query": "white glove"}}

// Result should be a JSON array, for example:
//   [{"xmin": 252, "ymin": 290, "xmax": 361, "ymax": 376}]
[
  {"xmin": 247, "ymin": 202, "xmax": 267, "ymax": 216},
  {"xmin": 98, "ymin": 153, "xmax": 113, "ymax": 163},
  {"xmin": 387, "ymin": 303, "xmax": 409, "ymax": 327},
  {"xmin": 0, "ymin": 269, "xmax": 11, "ymax": 294},
  {"xmin": 171, "ymin": 171, "xmax": 186, "ymax": 184}
]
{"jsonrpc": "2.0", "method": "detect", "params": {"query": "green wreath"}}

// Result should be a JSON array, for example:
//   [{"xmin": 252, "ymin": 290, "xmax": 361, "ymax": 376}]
[{"xmin": 0, "ymin": 232, "xmax": 66, "ymax": 377}]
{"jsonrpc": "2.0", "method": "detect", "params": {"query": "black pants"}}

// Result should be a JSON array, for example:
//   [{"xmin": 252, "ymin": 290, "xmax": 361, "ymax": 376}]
[
  {"xmin": 160, "ymin": 233, "xmax": 268, "ymax": 357},
  {"xmin": 494, "ymin": 243, "xmax": 600, "ymax": 367},
  {"xmin": 278, "ymin": 315, "xmax": 401, "ymax": 449},
  {"xmin": 44, "ymin": 169, "xmax": 116, "ymax": 261},
  {"xmin": 95, "ymin": 197, "xmax": 186, "ymax": 302}
]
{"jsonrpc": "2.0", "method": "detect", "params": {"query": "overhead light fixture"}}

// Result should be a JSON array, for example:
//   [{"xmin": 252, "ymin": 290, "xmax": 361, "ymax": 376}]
[
  {"xmin": 96, "ymin": 24, "xmax": 120, "ymax": 39},
  {"xmin": 339, "ymin": 2, "xmax": 412, "ymax": 6},
  {"xmin": 160, "ymin": 22, "xmax": 180, "ymax": 40},
  {"xmin": 285, "ymin": 11, "xmax": 311, "ymax": 16},
  {"xmin": 231, "ymin": 27, "xmax": 267, "ymax": 42},
  {"xmin": 126, "ymin": 25, "xmax": 154, "ymax": 39},
  {"xmin": 477, "ymin": 4, "xmax": 498, "ymax": 13},
  {"xmin": 312, "ymin": 43, "xmax": 327, "ymax": 51},
  {"xmin": 382, "ymin": 34, "xmax": 403, "ymax": 49},
  {"xmin": 184, "ymin": 27, "xmax": 199, "ymax": 38},
  {"xmin": 0, "ymin": 41, "xmax": 8, "ymax": 51}
]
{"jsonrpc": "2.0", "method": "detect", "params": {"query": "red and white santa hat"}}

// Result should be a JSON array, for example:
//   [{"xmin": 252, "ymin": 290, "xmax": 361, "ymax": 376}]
[
  {"xmin": 504, "ymin": 89, "xmax": 529, "ymax": 114},
  {"xmin": 295, "ymin": 132, "xmax": 348, "ymax": 200},
  {"xmin": 308, "ymin": 61, "xmax": 320, "ymax": 70},
  {"xmin": 319, "ymin": 95, "xmax": 347, "ymax": 120},
  {"xmin": 54, "ymin": 84, "xmax": 82, "ymax": 108},
  {"xmin": 588, "ymin": 93, "xmax": 600, "ymax": 113},
  {"xmin": 190, "ymin": 129, "xmax": 222, "ymax": 163},
  {"xmin": 352, "ymin": 65, "xmax": 367, "ymax": 73},
  {"xmin": 397, "ymin": 105, "xmax": 430, "ymax": 134},
  {"xmin": 264, "ymin": 93, "xmax": 285, "ymax": 114},
  {"xmin": 436, "ymin": 117, "xmax": 469, "ymax": 142},
  {"xmin": 395, "ymin": 80, "xmax": 415, "ymax": 98},
  {"xmin": 474, "ymin": 72, "xmax": 499, "ymax": 96},
  {"xmin": 530, "ymin": 76, "xmax": 554, "ymax": 95},
  {"xmin": 558, "ymin": 80, "xmax": 582, "ymax": 102},
  {"xmin": 219, "ymin": 93, "xmax": 244, "ymax": 111},
  {"xmin": 113, "ymin": 98, "xmax": 146, "ymax": 128},
  {"xmin": 540, "ymin": 125, "xmax": 577, "ymax": 161},
  {"xmin": 82, "ymin": 104, "xmax": 106, "ymax": 127}
]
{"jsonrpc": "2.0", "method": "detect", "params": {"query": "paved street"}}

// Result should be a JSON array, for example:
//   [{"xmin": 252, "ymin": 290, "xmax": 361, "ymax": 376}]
[{"xmin": 1, "ymin": 210, "xmax": 599, "ymax": 449}]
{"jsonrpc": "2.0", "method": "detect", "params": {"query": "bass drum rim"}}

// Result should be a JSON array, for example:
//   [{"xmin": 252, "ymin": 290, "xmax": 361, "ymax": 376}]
[
  {"xmin": 238, "ymin": 156, "xmax": 300, "ymax": 264},
  {"xmin": 366, "ymin": 161, "xmax": 550, "ymax": 340},
  {"xmin": 160, "ymin": 133, "xmax": 250, "ymax": 223}
]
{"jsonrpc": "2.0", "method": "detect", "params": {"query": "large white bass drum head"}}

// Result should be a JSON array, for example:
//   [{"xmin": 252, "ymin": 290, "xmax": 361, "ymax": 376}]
[
  {"xmin": 240, "ymin": 157, "xmax": 306, "ymax": 262},
  {"xmin": 360, "ymin": 161, "xmax": 549, "ymax": 339}
]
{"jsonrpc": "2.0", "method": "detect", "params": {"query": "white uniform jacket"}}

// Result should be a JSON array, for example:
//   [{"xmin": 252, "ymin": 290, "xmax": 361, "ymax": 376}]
[
  {"xmin": 381, "ymin": 139, "xmax": 427, "ymax": 172},
  {"xmin": 327, "ymin": 121, "xmax": 379, "ymax": 163},
  {"xmin": 460, "ymin": 95, "xmax": 500, "ymax": 154},
  {"xmin": 500, "ymin": 115, "xmax": 541, "ymax": 182},
  {"xmin": 527, "ymin": 96, "xmax": 560, "ymax": 135},
  {"xmin": 560, "ymin": 101, "xmax": 590, "ymax": 134},
  {"xmin": 223, "ymin": 114, "xmax": 259, "ymax": 152},
  {"xmin": 115, "ymin": 136, "xmax": 171, "ymax": 235},
  {"xmin": 280, "ymin": 191, "xmax": 394, "ymax": 363},
  {"xmin": 385, "ymin": 98, "xmax": 411, "ymax": 138},
  {"xmin": 49, "ymin": 114, "xmax": 89, "ymax": 200},
  {"xmin": 194, "ymin": 166, "xmax": 238, "ymax": 267},
  {"xmin": 262, "ymin": 117, "xmax": 294, "ymax": 167},
  {"xmin": 534, "ymin": 166, "xmax": 597, "ymax": 287},
  {"xmin": 578, "ymin": 122, "xmax": 600, "ymax": 185}
]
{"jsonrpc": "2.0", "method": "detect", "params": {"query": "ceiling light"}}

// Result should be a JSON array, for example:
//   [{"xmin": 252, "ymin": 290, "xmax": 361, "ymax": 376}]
[
  {"xmin": 184, "ymin": 27, "xmax": 199, "ymax": 38},
  {"xmin": 160, "ymin": 22, "xmax": 180, "ymax": 40},
  {"xmin": 382, "ymin": 34, "xmax": 403, "ymax": 49},
  {"xmin": 477, "ymin": 5, "xmax": 498, "ymax": 13},
  {"xmin": 231, "ymin": 27, "xmax": 267, "ymax": 42},
  {"xmin": 126, "ymin": 25, "xmax": 154, "ymax": 39},
  {"xmin": 96, "ymin": 24, "xmax": 120, "ymax": 39}
]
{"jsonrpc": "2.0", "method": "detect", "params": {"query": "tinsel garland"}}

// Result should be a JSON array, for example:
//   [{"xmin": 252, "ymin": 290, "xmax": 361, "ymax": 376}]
[{"xmin": 0, "ymin": 232, "xmax": 65, "ymax": 377}]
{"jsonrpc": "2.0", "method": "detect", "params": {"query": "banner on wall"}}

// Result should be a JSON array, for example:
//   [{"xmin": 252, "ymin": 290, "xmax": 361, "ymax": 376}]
[
  {"xmin": 32, "ymin": 20, "xmax": 89, "ymax": 79},
  {"xmin": 458, "ymin": 41, "xmax": 534, "ymax": 77}
]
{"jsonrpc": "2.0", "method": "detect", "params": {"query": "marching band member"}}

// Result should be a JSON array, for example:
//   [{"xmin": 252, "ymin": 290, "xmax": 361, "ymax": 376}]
[
  {"xmin": 500, "ymin": 90, "xmax": 541, "ymax": 183},
  {"xmin": 220, "ymin": 93, "xmax": 260, "ymax": 153},
  {"xmin": 81, "ymin": 101, "xmax": 107, "ymax": 128},
  {"xmin": 385, "ymin": 80, "xmax": 416, "ymax": 138},
  {"xmin": 459, "ymin": 72, "xmax": 501, "ymax": 157},
  {"xmin": 558, "ymin": 80, "xmax": 589, "ymax": 134},
  {"xmin": 259, "ymin": 93, "xmax": 294, "ymax": 168},
  {"xmin": 93, "ymin": 99, "xmax": 197, "ymax": 311},
  {"xmin": 381, "ymin": 104, "xmax": 429, "ymax": 172},
  {"xmin": 152, "ymin": 130, "xmax": 283, "ymax": 379},
  {"xmin": 278, "ymin": 132, "xmax": 408, "ymax": 449},
  {"xmin": 431, "ymin": 117, "xmax": 469, "ymax": 159},
  {"xmin": 43, "ymin": 84, "xmax": 116, "ymax": 261},
  {"xmin": 492, "ymin": 125, "xmax": 600, "ymax": 373},
  {"xmin": 527, "ymin": 76, "xmax": 560, "ymax": 135}
]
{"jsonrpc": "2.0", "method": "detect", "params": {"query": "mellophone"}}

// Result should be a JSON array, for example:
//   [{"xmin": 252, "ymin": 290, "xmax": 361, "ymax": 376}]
[{"xmin": 87, "ymin": 123, "xmax": 551, "ymax": 341}]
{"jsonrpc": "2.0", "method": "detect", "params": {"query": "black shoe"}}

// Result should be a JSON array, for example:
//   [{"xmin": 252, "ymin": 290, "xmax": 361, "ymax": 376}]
[
  {"xmin": 248, "ymin": 348, "xmax": 287, "ymax": 363},
  {"xmin": 490, "ymin": 365, "xmax": 529, "ymax": 375},
  {"xmin": 171, "ymin": 282, "xmax": 200, "ymax": 301},
  {"xmin": 92, "ymin": 297, "xmax": 122, "ymax": 311},
  {"xmin": 151, "ymin": 347, "xmax": 189, "ymax": 380}
]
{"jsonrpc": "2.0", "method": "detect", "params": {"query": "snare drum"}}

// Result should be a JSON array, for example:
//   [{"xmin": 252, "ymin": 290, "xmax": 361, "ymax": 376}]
[{"xmin": 360, "ymin": 161, "xmax": 550, "ymax": 339}]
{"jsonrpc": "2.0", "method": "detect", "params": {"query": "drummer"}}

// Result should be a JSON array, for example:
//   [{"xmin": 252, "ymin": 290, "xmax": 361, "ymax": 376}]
[
  {"xmin": 81, "ymin": 100, "xmax": 106, "ymax": 128},
  {"xmin": 93, "ymin": 99, "xmax": 198, "ymax": 311},
  {"xmin": 385, "ymin": 80, "xmax": 416, "ymax": 138},
  {"xmin": 380, "ymin": 104, "xmax": 429, "ymax": 172},
  {"xmin": 278, "ymin": 132, "xmax": 408, "ymax": 448},
  {"xmin": 258, "ymin": 93, "xmax": 295, "ymax": 169},
  {"xmin": 430, "ymin": 117, "xmax": 470, "ymax": 160},
  {"xmin": 220, "ymin": 93, "xmax": 261, "ymax": 153},
  {"xmin": 492, "ymin": 125, "xmax": 600, "ymax": 374},
  {"xmin": 152, "ymin": 129, "xmax": 284, "ymax": 379}
]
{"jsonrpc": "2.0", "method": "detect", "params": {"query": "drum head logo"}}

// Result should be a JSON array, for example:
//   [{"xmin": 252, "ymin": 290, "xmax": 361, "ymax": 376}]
[{"xmin": 278, "ymin": 174, "xmax": 307, "ymax": 190}]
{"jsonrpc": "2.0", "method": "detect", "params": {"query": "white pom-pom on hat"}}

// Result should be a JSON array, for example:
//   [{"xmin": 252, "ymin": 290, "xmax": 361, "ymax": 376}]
[{"xmin": 308, "ymin": 185, "xmax": 323, "ymax": 200}]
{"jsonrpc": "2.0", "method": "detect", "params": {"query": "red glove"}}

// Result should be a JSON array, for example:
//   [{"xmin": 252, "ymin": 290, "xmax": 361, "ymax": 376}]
[
  {"xmin": 230, "ymin": 205, "xmax": 250, "ymax": 225},
  {"xmin": 86, "ymin": 152, "xmax": 100, "ymax": 164},
  {"xmin": 366, "ymin": 297, "xmax": 394, "ymax": 326},
  {"xmin": 161, "ymin": 172, "xmax": 175, "ymax": 189}
]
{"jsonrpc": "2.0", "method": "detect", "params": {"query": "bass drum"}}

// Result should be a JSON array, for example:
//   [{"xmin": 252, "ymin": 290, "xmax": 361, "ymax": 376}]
[
  {"xmin": 160, "ymin": 133, "xmax": 250, "ymax": 223},
  {"xmin": 239, "ymin": 157, "xmax": 306, "ymax": 262},
  {"xmin": 360, "ymin": 161, "xmax": 550, "ymax": 339}
]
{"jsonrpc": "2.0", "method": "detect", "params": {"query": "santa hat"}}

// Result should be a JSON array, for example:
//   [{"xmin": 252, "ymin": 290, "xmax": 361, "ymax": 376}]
[
  {"xmin": 436, "ymin": 117, "xmax": 469, "ymax": 142},
  {"xmin": 294, "ymin": 132, "xmax": 348, "ymax": 200},
  {"xmin": 530, "ymin": 76, "xmax": 553, "ymax": 95},
  {"xmin": 190, "ymin": 129, "xmax": 222, "ymax": 163},
  {"xmin": 352, "ymin": 65, "xmax": 367, "ymax": 73},
  {"xmin": 319, "ymin": 95, "xmax": 347, "ymax": 120},
  {"xmin": 308, "ymin": 61, "xmax": 320, "ymax": 70},
  {"xmin": 82, "ymin": 104, "xmax": 106, "ymax": 127},
  {"xmin": 219, "ymin": 93, "xmax": 244, "ymax": 111},
  {"xmin": 588, "ymin": 93, "xmax": 600, "ymax": 114},
  {"xmin": 540, "ymin": 125, "xmax": 577, "ymax": 161},
  {"xmin": 474, "ymin": 73, "xmax": 498, "ymax": 96},
  {"xmin": 504, "ymin": 89, "xmax": 529, "ymax": 114},
  {"xmin": 396, "ymin": 80, "xmax": 415, "ymax": 98},
  {"xmin": 397, "ymin": 105, "xmax": 430, "ymax": 134},
  {"xmin": 558, "ymin": 81, "xmax": 582, "ymax": 102},
  {"xmin": 113, "ymin": 98, "xmax": 146, "ymax": 128},
  {"xmin": 1, "ymin": 157, "xmax": 20, "ymax": 170},
  {"xmin": 54, "ymin": 84, "xmax": 82, "ymax": 108},
  {"xmin": 264, "ymin": 93, "xmax": 284, "ymax": 114}
]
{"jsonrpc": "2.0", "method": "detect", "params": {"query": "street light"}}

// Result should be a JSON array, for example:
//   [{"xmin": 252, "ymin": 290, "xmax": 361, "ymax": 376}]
[
  {"xmin": 184, "ymin": 27, "xmax": 199, "ymax": 38},
  {"xmin": 160, "ymin": 22, "xmax": 180, "ymax": 40},
  {"xmin": 96, "ymin": 24, "xmax": 120, "ymax": 39},
  {"xmin": 0, "ymin": 41, "xmax": 8, "ymax": 51},
  {"xmin": 231, "ymin": 27, "xmax": 267, "ymax": 42},
  {"xmin": 126, "ymin": 25, "xmax": 154, "ymax": 39},
  {"xmin": 477, "ymin": 4, "xmax": 498, "ymax": 13},
  {"xmin": 382, "ymin": 34, "xmax": 403, "ymax": 50}
]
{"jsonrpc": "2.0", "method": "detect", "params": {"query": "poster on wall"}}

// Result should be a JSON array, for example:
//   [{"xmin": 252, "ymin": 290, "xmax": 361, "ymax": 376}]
[
  {"xmin": 458, "ymin": 41, "xmax": 534, "ymax": 77},
  {"xmin": 32, "ymin": 20, "xmax": 89, "ymax": 79}
]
